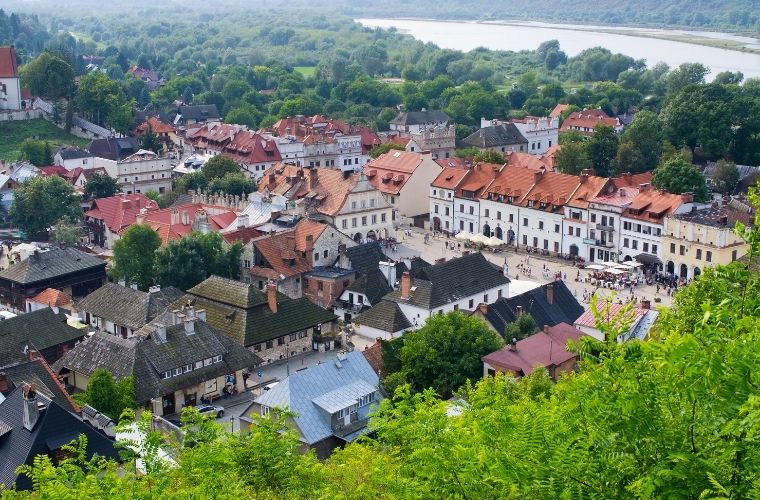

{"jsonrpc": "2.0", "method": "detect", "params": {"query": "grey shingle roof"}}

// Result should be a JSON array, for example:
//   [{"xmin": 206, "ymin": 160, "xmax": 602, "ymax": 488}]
[
  {"xmin": 0, "ymin": 388, "xmax": 118, "ymax": 490},
  {"xmin": 179, "ymin": 104, "xmax": 220, "ymax": 122},
  {"xmin": 345, "ymin": 270, "xmax": 392, "ymax": 305},
  {"xmin": 482, "ymin": 280, "xmax": 584, "ymax": 335},
  {"xmin": 76, "ymin": 283, "xmax": 183, "ymax": 331},
  {"xmin": 354, "ymin": 299, "xmax": 412, "ymax": 333},
  {"xmin": 390, "ymin": 109, "xmax": 450, "ymax": 126},
  {"xmin": 344, "ymin": 242, "xmax": 392, "ymax": 275},
  {"xmin": 52, "ymin": 332, "xmax": 137, "ymax": 380},
  {"xmin": 385, "ymin": 252, "xmax": 510, "ymax": 310},
  {"xmin": 1, "ymin": 359, "xmax": 78, "ymax": 413},
  {"xmin": 187, "ymin": 275, "xmax": 268, "ymax": 309},
  {"xmin": 463, "ymin": 123, "xmax": 528, "ymax": 149},
  {"xmin": 57, "ymin": 147, "xmax": 91, "ymax": 160},
  {"xmin": 0, "ymin": 247, "xmax": 106, "ymax": 285},
  {"xmin": 0, "ymin": 308, "xmax": 85, "ymax": 365},
  {"xmin": 254, "ymin": 350, "xmax": 380, "ymax": 445}
]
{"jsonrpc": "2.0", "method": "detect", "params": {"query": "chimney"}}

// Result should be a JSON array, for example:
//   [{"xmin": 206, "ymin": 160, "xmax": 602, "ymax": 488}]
[
  {"xmin": 508, "ymin": 338, "xmax": 517, "ymax": 351},
  {"xmin": 546, "ymin": 283, "xmax": 554, "ymax": 305},
  {"xmin": 196, "ymin": 309, "xmax": 207, "ymax": 322},
  {"xmin": 267, "ymin": 282, "xmax": 278, "ymax": 314},
  {"xmin": 639, "ymin": 183, "xmax": 651, "ymax": 192},
  {"xmin": 130, "ymin": 283, "xmax": 139, "ymax": 290},
  {"xmin": 170, "ymin": 208, "xmax": 179, "ymax": 225},
  {"xmin": 640, "ymin": 299, "xmax": 651, "ymax": 310},
  {"xmin": 533, "ymin": 169, "xmax": 544, "ymax": 184},
  {"xmin": 477, "ymin": 303, "xmax": 488, "ymax": 315},
  {"xmin": 516, "ymin": 305, "xmax": 523, "ymax": 316},
  {"xmin": 181, "ymin": 210, "xmax": 190, "ymax": 225},
  {"xmin": 544, "ymin": 324, "xmax": 550, "ymax": 334},
  {"xmin": 136, "ymin": 207, "xmax": 147, "ymax": 225},
  {"xmin": 268, "ymin": 173, "xmax": 276, "ymax": 186},
  {"xmin": 121, "ymin": 198, "xmax": 132, "ymax": 210},
  {"xmin": 237, "ymin": 214, "xmax": 249, "ymax": 228},
  {"xmin": 154, "ymin": 323, "xmax": 167, "ymax": 342},
  {"xmin": 22, "ymin": 384, "xmax": 41, "ymax": 431},
  {"xmin": 148, "ymin": 285, "xmax": 161, "ymax": 293},
  {"xmin": 0, "ymin": 372, "xmax": 7, "ymax": 392},
  {"xmin": 184, "ymin": 317, "xmax": 195, "ymax": 335},
  {"xmin": 308, "ymin": 167, "xmax": 318, "ymax": 189},
  {"xmin": 175, "ymin": 312, "xmax": 186, "ymax": 328},
  {"xmin": 681, "ymin": 192, "xmax": 693, "ymax": 204},
  {"xmin": 581, "ymin": 168, "xmax": 593, "ymax": 177},
  {"xmin": 400, "ymin": 271, "xmax": 411, "ymax": 299},
  {"xmin": 170, "ymin": 310, "xmax": 181, "ymax": 325}
]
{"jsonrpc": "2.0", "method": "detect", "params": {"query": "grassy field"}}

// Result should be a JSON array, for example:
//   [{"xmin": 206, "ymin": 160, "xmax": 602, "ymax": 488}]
[
  {"xmin": 294, "ymin": 66, "xmax": 316, "ymax": 78},
  {"xmin": 0, "ymin": 119, "xmax": 89, "ymax": 163}
]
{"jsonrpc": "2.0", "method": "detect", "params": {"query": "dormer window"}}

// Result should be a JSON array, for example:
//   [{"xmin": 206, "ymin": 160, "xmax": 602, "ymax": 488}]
[
  {"xmin": 539, "ymin": 202, "xmax": 547, "ymax": 209},
  {"xmin": 527, "ymin": 201, "xmax": 534, "ymax": 208},
  {"xmin": 507, "ymin": 196, "xmax": 514, "ymax": 204}
]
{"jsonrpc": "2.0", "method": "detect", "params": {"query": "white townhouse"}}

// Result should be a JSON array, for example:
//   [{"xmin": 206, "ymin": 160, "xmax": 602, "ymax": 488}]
[
  {"xmin": 482, "ymin": 116, "xmax": 559, "ymax": 155},
  {"xmin": 453, "ymin": 163, "xmax": 504, "ymax": 235},
  {"xmin": 429, "ymin": 165, "xmax": 468, "ymax": 233}
]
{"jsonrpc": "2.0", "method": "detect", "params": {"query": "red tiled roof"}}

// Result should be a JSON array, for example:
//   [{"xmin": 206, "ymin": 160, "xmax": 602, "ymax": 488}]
[
  {"xmin": 482, "ymin": 323, "xmax": 585, "ymax": 376},
  {"xmin": 431, "ymin": 166, "xmax": 469, "ymax": 190},
  {"xmin": 222, "ymin": 226, "xmax": 265, "ymax": 244},
  {"xmin": 549, "ymin": 103, "xmax": 568, "ymax": 119},
  {"xmin": 567, "ymin": 172, "xmax": 609, "ymax": 209},
  {"xmin": 457, "ymin": 163, "xmax": 504, "ymax": 197},
  {"xmin": 0, "ymin": 46, "xmax": 18, "ymax": 78},
  {"xmin": 505, "ymin": 151, "xmax": 558, "ymax": 172},
  {"xmin": 560, "ymin": 109, "xmax": 619, "ymax": 136},
  {"xmin": 222, "ymin": 130, "xmax": 282, "ymax": 165},
  {"xmin": 612, "ymin": 172, "xmax": 653, "ymax": 189},
  {"xmin": 28, "ymin": 288, "xmax": 72, "ymax": 307},
  {"xmin": 575, "ymin": 303, "xmax": 647, "ymax": 328},
  {"xmin": 624, "ymin": 189, "xmax": 686, "ymax": 222},
  {"xmin": 252, "ymin": 220, "xmax": 327, "ymax": 278},
  {"xmin": 85, "ymin": 193, "xmax": 159, "ymax": 235},
  {"xmin": 128, "ymin": 66, "xmax": 159, "ymax": 82},
  {"xmin": 362, "ymin": 341, "xmax": 383, "ymax": 375},
  {"xmin": 37, "ymin": 165, "xmax": 68, "ymax": 177},
  {"xmin": 259, "ymin": 164, "xmax": 357, "ymax": 217},
  {"xmin": 186, "ymin": 123, "xmax": 244, "ymax": 151},
  {"xmin": 139, "ymin": 203, "xmax": 237, "ymax": 244},
  {"xmin": 135, "ymin": 116, "xmax": 174, "ymax": 135},
  {"xmin": 365, "ymin": 151, "xmax": 436, "ymax": 195}
]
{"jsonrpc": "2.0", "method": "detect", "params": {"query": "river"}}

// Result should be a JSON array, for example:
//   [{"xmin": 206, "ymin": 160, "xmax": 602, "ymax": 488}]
[{"xmin": 357, "ymin": 18, "xmax": 760, "ymax": 80}]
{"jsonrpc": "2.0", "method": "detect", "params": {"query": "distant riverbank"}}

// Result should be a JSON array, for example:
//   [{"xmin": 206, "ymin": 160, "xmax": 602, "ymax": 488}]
[{"xmin": 358, "ymin": 18, "xmax": 760, "ymax": 79}]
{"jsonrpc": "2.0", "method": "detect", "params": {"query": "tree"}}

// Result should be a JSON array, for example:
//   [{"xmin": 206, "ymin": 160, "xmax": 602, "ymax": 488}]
[
  {"xmin": 9, "ymin": 176, "xmax": 82, "ymax": 236},
  {"xmin": 666, "ymin": 62, "xmax": 708, "ymax": 94},
  {"xmin": 154, "ymin": 231, "xmax": 243, "ymax": 290},
  {"xmin": 42, "ymin": 142, "xmax": 52, "ymax": 166},
  {"xmin": 140, "ymin": 124, "xmax": 161, "ymax": 154},
  {"xmin": 75, "ymin": 71, "xmax": 133, "ymax": 130},
  {"xmin": 207, "ymin": 173, "xmax": 256, "ymax": 197},
  {"xmin": 202, "ymin": 155, "xmax": 240, "ymax": 181},
  {"xmin": 587, "ymin": 124, "xmax": 618, "ymax": 177},
  {"xmin": 84, "ymin": 172, "xmax": 120, "ymax": 200},
  {"xmin": 225, "ymin": 106, "xmax": 259, "ymax": 129},
  {"xmin": 614, "ymin": 110, "xmax": 663, "ymax": 174},
  {"xmin": 64, "ymin": 100, "xmax": 73, "ymax": 133},
  {"xmin": 181, "ymin": 85, "xmax": 194, "ymax": 104},
  {"xmin": 711, "ymin": 159, "xmax": 740, "ymax": 195},
  {"xmin": 454, "ymin": 146, "xmax": 480, "ymax": 159},
  {"xmin": 651, "ymin": 157, "xmax": 709, "ymax": 202},
  {"xmin": 397, "ymin": 311, "xmax": 503, "ymax": 398},
  {"xmin": 110, "ymin": 224, "xmax": 162, "ymax": 291},
  {"xmin": 503, "ymin": 313, "xmax": 537, "ymax": 341},
  {"xmin": 713, "ymin": 70, "xmax": 743, "ymax": 85},
  {"xmin": 19, "ymin": 139, "xmax": 46, "ymax": 166},
  {"xmin": 51, "ymin": 216, "xmax": 83, "ymax": 246},
  {"xmin": 473, "ymin": 149, "xmax": 505, "ymax": 164},
  {"xmin": 19, "ymin": 51, "xmax": 74, "ymax": 99},
  {"xmin": 369, "ymin": 142, "xmax": 405, "ymax": 158},
  {"xmin": 554, "ymin": 141, "xmax": 590, "ymax": 175},
  {"xmin": 75, "ymin": 368, "xmax": 136, "ymax": 421}
]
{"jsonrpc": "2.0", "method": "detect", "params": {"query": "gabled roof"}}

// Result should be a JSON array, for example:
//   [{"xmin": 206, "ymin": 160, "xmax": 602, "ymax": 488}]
[
  {"xmin": 463, "ymin": 123, "xmax": 528, "ymax": 149},
  {"xmin": 0, "ymin": 388, "xmax": 119, "ymax": 490},
  {"xmin": 135, "ymin": 116, "xmax": 174, "ymax": 135},
  {"xmin": 672, "ymin": 204, "xmax": 754, "ymax": 228},
  {"xmin": 187, "ymin": 275, "xmax": 268, "ymax": 309},
  {"xmin": 56, "ymin": 147, "xmax": 91, "ymax": 161},
  {"xmin": 222, "ymin": 130, "xmax": 282, "ymax": 165},
  {"xmin": 28, "ymin": 288, "xmax": 72, "ymax": 308},
  {"xmin": 362, "ymin": 341, "xmax": 383, "ymax": 375},
  {"xmin": 385, "ymin": 253, "xmax": 510, "ymax": 310},
  {"xmin": 251, "ymin": 219, "xmax": 327, "ymax": 278},
  {"xmin": 482, "ymin": 323, "xmax": 585, "ymax": 376},
  {"xmin": 482, "ymin": 165, "xmax": 583, "ymax": 212},
  {"xmin": 259, "ymin": 164, "xmax": 357, "ymax": 217},
  {"xmin": 431, "ymin": 165, "xmax": 469, "ymax": 190},
  {"xmin": 178, "ymin": 104, "xmax": 220, "ymax": 122},
  {"xmin": 390, "ymin": 109, "xmax": 450, "ymax": 126},
  {"xmin": 0, "ymin": 247, "xmax": 105, "ymax": 286},
  {"xmin": 364, "ymin": 151, "xmax": 439, "ymax": 196},
  {"xmin": 139, "ymin": 203, "xmax": 237, "ymax": 244},
  {"xmin": 624, "ymin": 188, "xmax": 686, "ymax": 223},
  {"xmin": 549, "ymin": 103, "xmax": 568, "ymax": 118},
  {"xmin": 85, "ymin": 194, "xmax": 159, "ymax": 235},
  {"xmin": 560, "ymin": 108, "xmax": 619, "ymax": 135},
  {"xmin": 0, "ymin": 309, "xmax": 86, "ymax": 366},
  {"xmin": 346, "ymin": 270, "xmax": 392, "ymax": 305},
  {"xmin": 254, "ymin": 350, "xmax": 380, "ymax": 445},
  {"xmin": 479, "ymin": 281, "xmax": 583, "ymax": 335},
  {"xmin": 344, "ymin": 242, "xmax": 393, "ymax": 275},
  {"xmin": 86, "ymin": 137, "xmax": 140, "ymax": 161},
  {"xmin": 0, "ymin": 46, "xmax": 18, "ymax": 78},
  {"xmin": 1, "ymin": 358, "xmax": 79, "ymax": 413},
  {"xmin": 76, "ymin": 283, "xmax": 184, "ymax": 331},
  {"xmin": 456, "ymin": 163, "xmax": 503, "ymax": 198},
  {"xmin": 354, "ymin": 299, "xmax": 412, "ymax": 333}
]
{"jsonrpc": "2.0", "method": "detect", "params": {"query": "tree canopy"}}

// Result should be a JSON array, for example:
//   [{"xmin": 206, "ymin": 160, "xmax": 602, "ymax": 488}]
[
  {"xmin": 9, "ymin": 176, "xmax": 82, "ymax": 236},
  {"xmin": 110, "ymin": 224, "xmax": 162, "ymax": 291},
  {"xmin": 651, "ymin": 156, "xmax": 710, "ymax": 202},
  {"xmin": 72, "ymin": 368, "xmax": 137, "ymax": 421},
  {"xmin": 84, "ymin": 172, "xmax": 120, "ymax": 199},
  {"xmin": 202, "ymin": 155, "xmax": 241, "ymax": 181},
  {"xmin": 19, "ymin": 51, "xmax": 74, "ymax": 99}
]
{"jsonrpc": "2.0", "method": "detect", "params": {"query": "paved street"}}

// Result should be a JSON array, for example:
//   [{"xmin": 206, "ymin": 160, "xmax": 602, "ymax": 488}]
[{"xmin": 387, "ymin": 226, "xmax": 673, "ymax": 309}]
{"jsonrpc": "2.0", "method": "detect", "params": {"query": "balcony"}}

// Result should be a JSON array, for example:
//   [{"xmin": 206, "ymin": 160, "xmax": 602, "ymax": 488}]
[
  {"xmin": 336, "ymin": 300, "xmax": 364, "ymax": 313},
  {"xmin": 596, "ymin": 224, "xmax": 615, "ymax": 231},
  {"xmin": 595, "ymin": 239, "xmax": 614, "ymax": 248}
]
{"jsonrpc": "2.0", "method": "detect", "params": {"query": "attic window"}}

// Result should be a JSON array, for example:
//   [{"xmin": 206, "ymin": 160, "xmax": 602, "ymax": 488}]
[
  {"xmin": 225, "ymin": 310, "xmax": 236, "ymax": 322},
  {"xmin": 539, "ymin": 202, "xmax": 547, "ymax": 209},
  {"xmin": 507, "ymin": 196, "xmax": 514, "ymax": 203}
]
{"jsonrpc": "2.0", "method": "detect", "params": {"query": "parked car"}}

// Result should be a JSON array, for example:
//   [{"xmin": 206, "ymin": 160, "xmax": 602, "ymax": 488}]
[{"xmin": 196, "ymin": 404, "xmax": 224, "ymax": 418}]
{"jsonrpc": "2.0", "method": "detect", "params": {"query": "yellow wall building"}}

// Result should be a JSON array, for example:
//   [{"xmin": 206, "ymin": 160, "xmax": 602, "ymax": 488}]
[{"xmin": 662, "ymin": 205, "xmax": 752, "ymax": 280}]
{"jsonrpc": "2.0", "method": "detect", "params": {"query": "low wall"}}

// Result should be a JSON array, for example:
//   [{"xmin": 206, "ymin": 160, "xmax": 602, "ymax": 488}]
[{"xmin": 0, "ymin": 109, "xmax": 43, "ymax": 122}]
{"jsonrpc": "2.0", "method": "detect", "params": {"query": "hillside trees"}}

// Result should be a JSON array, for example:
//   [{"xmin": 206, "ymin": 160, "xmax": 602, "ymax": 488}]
[
  {"xmin": 9, "ymin": 176, "xmax": 82, "ymax": 236},
  {"xmin": 19, "ymin": 51, "xmax": 74, "ymax": 99}
]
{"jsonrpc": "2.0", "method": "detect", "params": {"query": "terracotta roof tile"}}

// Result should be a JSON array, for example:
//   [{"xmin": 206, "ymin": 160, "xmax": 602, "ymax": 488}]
[
  {"xmin": 560, "ymin": 109, "xmax": 619, "ymax": 136},
  {"xmin": 137, "ymin": 203, "xmax": 237, "ymax": 244},
  {"xmin": 0, "ymin": 46, "xmax": 18, "ymax": 78},
  {"xmin": 222, "ymin": 130, "xmax": 281, "ymax": 165},
  {"xmin": 431, "ymin": 166, "xmax": 469, "ymax": 190},
  {"xmin": 135, "ymin": 116, "xmax": 174, "ymax": 135},
  {"xmin": 28, "ymin": 288, "xmax": 72, "ymax": 307},
  {"xmin": 259, "ymin": 164, "xmax": 356, "ymax": 217},
  {"xmin": 624, "ymin": 189, "xmax": 686, "ymax": 222},
  {"xmin": 85, "ymin": 194, "xmax": 158, "ymax": 234}
]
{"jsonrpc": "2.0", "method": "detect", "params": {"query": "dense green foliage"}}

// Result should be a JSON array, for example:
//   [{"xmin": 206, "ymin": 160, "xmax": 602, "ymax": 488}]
[
  {"xmin": 206, "ymin": 173, "xmax": 256, "ymax": 198},
  {"xmin": 503, "ymin": 312, "xmax": 537, "ymax": 341},
  {"xmin": 201, "ymin": 155, "xmax": 241, "ymax": 181},
  {"xmin": 5, "ymin": 200, "xmax": 760, "ymax": 497},
  {"xmin": 18, "ymin": 140, "xmax": 52, "ymax": 167},
  {"xmin": 19, "ymin": 51, "xmax": 74, "ymax": 99},
  {"xmin": 652, "ymin": 156, "xmax": 710, "ymax": 202},
  {"xmin": 72, "ymin": 368, "xmax": 137, "ymax": 421},
  {"xmin": 83, "ymin": 172, "xmax": 120, "ymax": 199},
  {"xmin": 110, "ymin": 224, "xmax": 162, "ymax": 291},
  {"xmin": 8, "ymin": 176, "xmax": 82, "ymax": 236},
  {"xmin": 154, "ymin": 231, "xmax": 243, "ymax": 291},
  {"xmin": 51, "ymin": 216, "xmax": 83, "ymax": 246},
  {"xmin": 0, "ymin": 119, "xmax": 87, "ymax": 163}
]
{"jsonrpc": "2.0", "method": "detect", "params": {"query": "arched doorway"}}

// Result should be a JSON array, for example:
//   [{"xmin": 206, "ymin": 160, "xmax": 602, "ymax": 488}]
[
  {"xmin": 353, "ymin": 232, "xmax": 362, "ymax": 243},
  {"xmin": 667, "ymin": 261, "xmax": 674, "ymax": 274},
  {"xmin": 482, "ymin": 223, "xmax": 491, "ymax": 236},
  {"xmin": 623, "ymin": 255, "xmax": 631, "ymax": 261},
  {"xmin": 366, "ymin": 230, "xmax": 376, "ymax": 241},
  {"xmin": 569, "ymin": 244, "xmax": 578, "ymax": 257},
  {"xmin": 693, "ymin": 267, "xmax": 701, "ymax": 278},
  {"xmin": 679, "ymin": 263, "xmax": 688, "ymax": 279},
  {"xmin": 495, "ymin": 226, "xmax": 503, "ymax": 240},
  {"xmin": 432, "ymin": 217, "xmax": 441, "ymax": 231},
  {"xmin": 507, "ymin": 228, "xmax": 515, "ymax": 245}
]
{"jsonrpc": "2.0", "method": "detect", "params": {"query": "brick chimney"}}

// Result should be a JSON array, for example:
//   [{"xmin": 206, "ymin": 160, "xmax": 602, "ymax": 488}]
[
  {"xmin": 22, "ymin": 384, "xmax": 41, "ymax": 431},
  {"xmin": 639, "ymin": 183, "xmax": 651, "ymax": 192},
  {"xmin": 543, "ymin": 324, "xmax": 550, "ymax": 334},
  {"xmin": 267, "ymin": 282, "xmax": 278, "ymax": 313},
  {"xmin": 121, "ymin": 198, "xmax": 132, "ymax": 210},
  {"xmin": 400, "ymin": 271, "xmax": 411, "ymax": 299},
  {"xmin": 546, "ymin": 283, "xmax": 554, "ymax": 305},
  {"xmin": 268, "ymin": 173, "xmax": 276, "ymax": 187},
  {"xmin": 308, "ymin": 167, "xmax": 318, "ymax": 190},
  {"xmin": 580, "ymin": 168, "xmax": 593, "ymax": 177}
]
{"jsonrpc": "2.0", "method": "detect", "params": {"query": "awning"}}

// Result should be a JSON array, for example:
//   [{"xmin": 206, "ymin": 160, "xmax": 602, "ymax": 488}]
[{"xmin": 635, "ymin": 253, "xmax": 662, "ymax": 265}]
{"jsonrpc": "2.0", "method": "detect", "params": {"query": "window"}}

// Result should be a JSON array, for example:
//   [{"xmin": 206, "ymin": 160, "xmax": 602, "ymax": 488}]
[
  {"xmin": 543, "ymin": 239, "xmax": 548, "ymax": 250},
  {"xmin": 632, "ymin": 240, "xmax": 638, "ymax": 250},
  {"xmin": 523, "ymin": 218, "xmax": 528, "ymax": 227},
  {"xmin": 183, "ymin": 364, "xmax": 192, "ymax": 373},
  {"xmin": 670, "ymin": 243, "xmax": 676, "ymax": 253},
  {"xmin": 204, "ymin": 358, "xmax": 213, "ymax": 366},
  {"xmin": 569, "ymin": 227, "xmax": 574, "ymax": 236},
  {"xmin": 538, "ymin": 221, "xmax": 544, "ymax": 230},
  {"xmin": 358, "ymin": 392, "xmax": 375, "ymax": 407},
  {"xmin": 278, "ymin": 338, "xmax": 285, "ymax": 346},
  {"xmin": 433, "ymin": 189, "xmax": 437, "ymax": 196},
  {"xmin": 361, "ymin": 216, "xmax": 367, "ymax": 226},
  {"xmin": 314, "ymin": 252, "xmax": 319, "ymax": 262},
  {"xmin": 497, "ymin": 211, "xmax": 502, "ymax": 220},
  {"xmin": 591, "ymin": 214, "xmax": 597, "ymax": 223},
  {"xmin": 483, "ymin": 294, "xmax": 488, "ymax": 303},
  {"xmin": 351, "ymin": 201, "xmax": 357, "ymax": 209},
  {"xmin": 522, "ymin": 234, "xmax": 528, "ymax": 245},
  {"xmin": 533, "ymin": 237, "xmax": 538, "ymax": 247},
  {"xmin": 434, "ymin": 204, "xmax": 439, "ymax": 214},
  {"xmin": 651, "ymin": 244, "xmax": 657, "ymax": 254},
  {"xmin": 261, "ymin": 405, "xmax": 270, "ymax": 417},
  {"xmin": 554, "ymin": 224, "xmax": 560, "ymax": 233},
  {"xmin": 498, "ymin": 289, "xmax": 502, "ymax": 299},
  {"xmin": 679, "ymin": 245, "xmax": 686, "ymax": 256},
  {"xmin": 317, "ymin": 282, "xmax": 324, "ymax": 291},
  {"xmin": 213, "ymin": 355, "xmax": 223, "ymax": 363},
  {"xmin": 391, "ymin": 196, "xmax": 395, "ymax": 204},
  {"xmin": 453, "ymin": 304, "xmax": 459, "ymax": 311},
  {"xmin": 352, "ymin": 218, "xmax": 357, "ymax": 228},
  {"xmin": 643, "ymin": 242, "xmax": 649, "ymax": 252},
  {"xmin": 576, "ymin": 228, "xmax": 581, "ymax": 237},
  {"xmin": 372, "ymin": 214, "xmax": 377, "ymax": 224},
  {"xmin": 195, "ymin": 360, "xmax": 204, "ymax": 368},
  {"xmin": 342, "ymin": 220, "xmax": 348, "ymax": 229},
  {"xmin": 554, "ymin": 241, "xmax": 559, "ymax": 252},
  {"xmin": 460, "ymin": 204, "xmax": 464, "ymax": 213},
  {"xmin": 299, "ymin": 331, "xmax": 307, "ymax": 339},
  {"xmin": 162, "ymin": 371, "xmax": 172, "ymax": 380},
  {"xmin": 696, "ymin": 249, "xmax": 702, "ymax": 260},
  {"xmin": 484, "ymin": 209, "xmax": 490, "ymax": 218},
  {"xmin": 370, "ymin": 198, "xmax": 375, "ymax": 207},
  {"xmin": 265, "ymin": 341, "xmax": 273, "ymax": 349},
  {"xmin": 706, "ymin": 251, "xmax": 712, "ymax": 262},
  {"xmin": 468, "ymin": 299, "xmax": 474, "ymax": 308},
  {"xmin": 509, "ymin": 214, "xmax": 514, "ymax": 223},
  {"xmin": 732, "ymin": 250, "xmax": 738, "ymax": 261},
  {"xmin": 445, "ymin": 207, "xmax": 450, "ymax": 216},
  {"xmin": 173, "ymin": 368, "xmax": 182, "ymax": 376},
  {"xmin": 381, "ymin": 213, "xmax": 386, "ymax": 223}
]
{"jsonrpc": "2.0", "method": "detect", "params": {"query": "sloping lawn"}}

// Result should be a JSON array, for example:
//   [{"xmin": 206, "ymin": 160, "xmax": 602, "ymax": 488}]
[{"xmin": 0, "ymin": 119, "xmax": 89, "ymax": 163}]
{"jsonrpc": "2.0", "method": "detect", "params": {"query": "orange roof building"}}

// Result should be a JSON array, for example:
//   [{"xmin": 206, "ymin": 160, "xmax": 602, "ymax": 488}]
[
  {"xmin": 26, "ymin": 288, "xmax": 74, "ymax": 313},
  {"xmin": 134, "ymin": 203, "xmax": 238, "ymax": 245},
  {"xmin": 84, "ymin": 194, "xmax": 159, "ymax": 249},
  {"xmin": 364, "ymin": 151, "xmax": 443, "ymax": 218},
  {"xmin": 0, "ymin": 46, "xmax": 22, "ymax": 111},
  {"xmin": 560, "ymin": 108, "xmax": 622, "ymax": 136}
]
